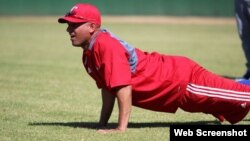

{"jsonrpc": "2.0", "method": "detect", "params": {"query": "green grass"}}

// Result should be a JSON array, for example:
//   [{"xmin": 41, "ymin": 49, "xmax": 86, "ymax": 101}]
[{"xmin": 0, "ymin": 17, "xmax": 249, "ymax": 141}]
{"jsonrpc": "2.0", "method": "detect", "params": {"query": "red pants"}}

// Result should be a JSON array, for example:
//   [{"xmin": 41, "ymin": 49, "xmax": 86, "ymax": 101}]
[{"xmin": 179, "ymin": 63, "xmax": 250, "ymax": 124}]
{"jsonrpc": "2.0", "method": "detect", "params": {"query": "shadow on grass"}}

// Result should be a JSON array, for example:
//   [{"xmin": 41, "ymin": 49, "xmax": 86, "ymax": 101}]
[{"xmin": 29, "ymin": 120, "xmax": 222, "ymax": 130}]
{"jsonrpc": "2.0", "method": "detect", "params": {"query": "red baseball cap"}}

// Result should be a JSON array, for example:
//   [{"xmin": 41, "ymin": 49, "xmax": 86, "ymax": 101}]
[{"xmin": 58, "ymin": 3, "xmax": 101, "ymax": 25}]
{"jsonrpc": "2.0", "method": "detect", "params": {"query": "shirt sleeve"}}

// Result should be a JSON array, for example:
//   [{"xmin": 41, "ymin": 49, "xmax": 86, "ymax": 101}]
[{"xmin": 94, "ymin": 35, "xmax": 132, "ymax": 90}]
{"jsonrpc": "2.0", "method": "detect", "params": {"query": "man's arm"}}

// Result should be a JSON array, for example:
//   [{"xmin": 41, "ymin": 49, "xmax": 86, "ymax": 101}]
[
  {"xmin": 99, "ymin": 88, "xmax": 116, "ymax": 127},
  {"xmin": 116, "ymin": 85, "xmax": 132, "ymax": 131},
  {"xmin": 97, "ymin": 85, "xmax": 132, "ymax": 134}
]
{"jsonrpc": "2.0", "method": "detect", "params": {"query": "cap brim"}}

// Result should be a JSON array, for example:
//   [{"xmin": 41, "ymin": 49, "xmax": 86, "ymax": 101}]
[{"xmin": 58, "ymin": 16, "xmax": 88, "ymax": 23}]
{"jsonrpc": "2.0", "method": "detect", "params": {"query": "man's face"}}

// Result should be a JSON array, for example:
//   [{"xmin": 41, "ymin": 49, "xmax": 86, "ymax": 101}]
[{"xmin": 66, "ymin": 22, "xmax": 92, "ymax": 47}]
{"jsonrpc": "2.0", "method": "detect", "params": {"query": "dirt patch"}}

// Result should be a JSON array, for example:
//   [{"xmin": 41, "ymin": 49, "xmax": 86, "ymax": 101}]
[{"xmin": 102, "ymin": 16, "xmax": 235, "ymax": 25}]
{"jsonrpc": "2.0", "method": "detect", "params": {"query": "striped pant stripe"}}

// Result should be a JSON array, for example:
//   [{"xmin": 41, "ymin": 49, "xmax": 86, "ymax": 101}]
[{"xmin": 187, "ymin": 83, "xmax": 250, "ymax": 102}]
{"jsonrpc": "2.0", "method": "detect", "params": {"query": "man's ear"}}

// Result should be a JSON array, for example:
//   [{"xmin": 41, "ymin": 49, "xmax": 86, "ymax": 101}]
[{"xmin": 89, "ymin": 23, "xmax": 98, "ymax": 34}]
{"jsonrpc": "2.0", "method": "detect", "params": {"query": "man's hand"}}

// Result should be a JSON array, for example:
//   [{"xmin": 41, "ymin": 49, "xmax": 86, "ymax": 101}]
[{"xmin": 97, "ymin": 128, "xmax": 126, "ymax": 134}]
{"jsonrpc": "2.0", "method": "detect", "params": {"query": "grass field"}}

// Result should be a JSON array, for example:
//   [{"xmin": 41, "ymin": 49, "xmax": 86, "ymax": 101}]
[{"xmin": 0, "ymin": 16, "xmax": 249, "ymax": 141}]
